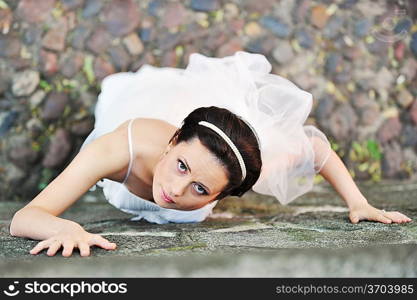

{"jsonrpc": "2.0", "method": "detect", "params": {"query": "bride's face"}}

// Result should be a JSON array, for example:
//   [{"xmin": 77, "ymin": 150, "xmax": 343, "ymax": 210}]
[{"xmin": 152, "ymin": 137, "xmax": 229, "ymax": 211}]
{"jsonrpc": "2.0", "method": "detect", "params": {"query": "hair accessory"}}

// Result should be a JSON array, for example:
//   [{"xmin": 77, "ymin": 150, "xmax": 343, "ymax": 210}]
[{"xmin": 198, "ymin": 121, "xmax": 246, "ymax": 182}]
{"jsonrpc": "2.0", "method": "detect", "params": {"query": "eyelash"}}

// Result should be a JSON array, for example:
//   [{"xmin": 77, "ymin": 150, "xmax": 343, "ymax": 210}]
[{"xmin": 177, "ymin": 159, "xmax": 208, "ymax": 195}]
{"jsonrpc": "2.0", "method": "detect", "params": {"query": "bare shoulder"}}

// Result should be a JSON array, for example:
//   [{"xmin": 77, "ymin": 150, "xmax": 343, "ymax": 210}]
[
  {"xmin": 109, "ymin": 117, "xmax": 177, "ymax": 166},
  {"xmin": 133, "ymin": 118, "xmax": 178, "ymax": 134},
  {"xmin": 114, "ymin": 117, "xmax": 175, "ymax": 133},
  {"xmin": 115, "ymin": 118, "xmax": 178, "ymax": 147}
]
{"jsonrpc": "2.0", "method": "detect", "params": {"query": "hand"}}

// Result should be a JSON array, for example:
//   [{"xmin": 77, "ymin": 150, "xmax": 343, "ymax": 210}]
[
  {"xmin": 349, "ymin": 202, "xmax": 412, "ymax": 224},
  {"xmin": 29, "ymin": 225, "xmax": 117, "ymax": 257}
]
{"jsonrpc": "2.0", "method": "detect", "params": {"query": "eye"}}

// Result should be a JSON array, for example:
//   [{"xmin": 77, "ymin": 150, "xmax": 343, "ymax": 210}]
[
  {"xmin": 177, "ymin": 159, "xmax": 187, "ymax": 172},
  {"xmin": 193, "ymin": 183, "xmax": 208, "ymax": 195},
  {"xmin": 177, "ymin": 159, "xmax": 208, "ymax": 196}
]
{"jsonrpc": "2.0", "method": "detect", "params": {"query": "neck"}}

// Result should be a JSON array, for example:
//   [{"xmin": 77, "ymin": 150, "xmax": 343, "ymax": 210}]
[
  {"xmin": 137, "ymin": 139, "xmax": 167, "ymax": 183},
  {"xmin": 136, "ymin": 119, "xmax": 178, "ymax": 183}
]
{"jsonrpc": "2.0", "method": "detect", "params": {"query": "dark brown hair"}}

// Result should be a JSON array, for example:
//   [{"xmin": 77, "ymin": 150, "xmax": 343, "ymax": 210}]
[{"xmin": 168, "ymin": 106, "xmax": 262, "ymax": 200}]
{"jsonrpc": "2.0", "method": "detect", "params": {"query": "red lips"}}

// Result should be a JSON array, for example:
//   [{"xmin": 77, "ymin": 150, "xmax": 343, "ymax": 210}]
[{"xmin": 162, "ymin": 189, "xmax": 174, "ymax": 203}]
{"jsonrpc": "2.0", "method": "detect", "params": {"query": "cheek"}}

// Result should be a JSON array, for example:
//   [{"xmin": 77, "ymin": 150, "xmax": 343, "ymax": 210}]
[
  {"xmin": 152, "ymin": 162, "xmax": 164, "ymax": 194},
  {"xmin": 154, "ymin": 157, "xmax": 175, "ymax": 186}
]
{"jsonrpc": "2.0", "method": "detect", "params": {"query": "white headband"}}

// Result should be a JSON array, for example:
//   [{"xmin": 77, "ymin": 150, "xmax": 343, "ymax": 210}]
[{"xmin": 198, "ymin": 121, "xmax": 246, "ymax": 182}]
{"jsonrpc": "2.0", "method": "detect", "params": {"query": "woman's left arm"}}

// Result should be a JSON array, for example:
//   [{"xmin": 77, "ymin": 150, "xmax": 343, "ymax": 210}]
[{"xmin": 316, "ymin": 143, "xmax": 412, "ymax": 224}]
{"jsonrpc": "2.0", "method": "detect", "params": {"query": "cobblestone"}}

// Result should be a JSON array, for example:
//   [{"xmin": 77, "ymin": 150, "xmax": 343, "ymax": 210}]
[{"xmin": 0, "ymin": 0, "xmax": 415, "ymax": 216}]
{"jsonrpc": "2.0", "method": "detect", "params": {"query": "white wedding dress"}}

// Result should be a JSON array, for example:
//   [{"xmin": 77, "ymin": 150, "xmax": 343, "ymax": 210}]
[{"xmin": 80, "ymin": 51, "xmax": 331, "ymax": 224}]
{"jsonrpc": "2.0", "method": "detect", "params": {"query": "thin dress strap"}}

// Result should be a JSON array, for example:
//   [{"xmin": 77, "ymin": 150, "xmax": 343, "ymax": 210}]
[{"xmin": 122, "ymin": 118, "xmax": 135, "ymax": 184}]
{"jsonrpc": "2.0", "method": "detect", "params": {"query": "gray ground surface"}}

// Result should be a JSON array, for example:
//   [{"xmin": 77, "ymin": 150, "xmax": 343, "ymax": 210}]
[{"xmin": 1, "ymin": 180, "xmax": 416, "ymax": 277}]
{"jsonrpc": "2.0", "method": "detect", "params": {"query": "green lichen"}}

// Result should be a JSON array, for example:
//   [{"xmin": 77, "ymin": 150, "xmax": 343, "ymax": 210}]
[
  {"xmin": 62, "ymin": 79, "xmax": 78, "ymax": 90},
  {"xmin": 329, "ymin": 139, "xmax": 345, "ymax": 157},
  {"xmin": 349, "ymin": 139, "xmax": 382, "ymax": 181},
  {"xmin": 31, "ymin": 141, "xmax": 41, "ymax": 152},
  {"xmin": 165, "ymin": 244, "xmax": 207, "ymax": 251},
  {"xmin": 55, "ymin": 79, "xmax": 63, "ymax": 92},
  {"xmin": 83, "ymin": 55, "xmax": 95, "ymax": 85},
  {"xmin": 51, "ymin": 8, "xmax": 63, "ymax": 19},
  {"xmin": 175, "ymin": 45, "xmax": 184, "ymax": 58},
  {"xmin": 63, "ymin": 105, "xmax": 72, "ymax": 118},
  {"xmin": 39, "ymin": 80, "xmax": 53, "ymax": 92},
  {"xmin": 285, "ymin": 228, "xmax": 318, "ymax": 242},
  {"xmin": 403, "ymin": 160, "xmax": 415, "ymax": 178},
  {"xmin": 38, "ymin": 168, "xmax": 54, "ymax": 190},
  {"xmin": 208, "ymin": 10, "xmax": 223, "ymax": 22},
  {"xmin": 0, "ymin": 0, "xmax": 9, "ymax": 9}
]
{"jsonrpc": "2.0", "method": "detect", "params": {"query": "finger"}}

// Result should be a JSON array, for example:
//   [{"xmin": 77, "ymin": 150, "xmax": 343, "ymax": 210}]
[
  {"xmin": 375, "ymin": 212, "xmax": 392, "ymax": 224},
  {"xmin": 30, "ymin": 241, "xmax": 48, "ymax": 255},
  {"xmin": 385, "ymin": 211, "xmax": 412, "ymax": 223},
  {"xmin": 62, "ymin": 241, "xmax": 75, "ymax": 257},
  {"xmin": 393, "ymin": 212, "xmax": 412, "ymax": 222},
  {"xmin": 78, "ymin": 243, "xmax": 91, "ymax": 257},
  {"xmin": 46, "ymin": 241, "xmax": 62, "ymax": 256},
  {"xmin": 90, "ymin": 235, "xmax": 117, "ymax": 250}
]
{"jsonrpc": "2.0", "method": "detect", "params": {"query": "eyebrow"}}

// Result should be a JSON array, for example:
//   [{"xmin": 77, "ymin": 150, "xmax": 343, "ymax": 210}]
[{"xmin": 181, "ymin": 156, "xmax": 212, "ymax": 194}]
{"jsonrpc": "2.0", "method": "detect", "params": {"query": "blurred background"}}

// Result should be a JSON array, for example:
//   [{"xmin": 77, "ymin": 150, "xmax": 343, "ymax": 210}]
[{"xmin": 0, "ymin": 0, "xmax": 416, "ymax": 202}]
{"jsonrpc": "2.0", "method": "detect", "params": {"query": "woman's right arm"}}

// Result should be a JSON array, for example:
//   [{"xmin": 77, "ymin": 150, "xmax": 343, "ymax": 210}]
[{"xmin": 9, "ymin": 121, "xmax": 131, "ymax": 256}]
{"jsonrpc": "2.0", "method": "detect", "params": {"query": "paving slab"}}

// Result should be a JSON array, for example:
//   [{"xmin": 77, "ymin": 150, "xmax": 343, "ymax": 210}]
[{"xmin": 1, "ymin": 180, "xmax": 416, "ymax": 277}]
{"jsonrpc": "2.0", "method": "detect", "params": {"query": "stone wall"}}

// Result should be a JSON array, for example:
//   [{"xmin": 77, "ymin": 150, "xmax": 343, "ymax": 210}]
[{"xmin": 0, "ymin": 0, "xmax": 416, "ymax": 201}]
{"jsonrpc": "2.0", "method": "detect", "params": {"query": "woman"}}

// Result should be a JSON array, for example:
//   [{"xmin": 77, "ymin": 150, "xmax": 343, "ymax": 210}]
[{"xmin": 9, "ymin": 51, "xmax": 412, "ymax": 257}]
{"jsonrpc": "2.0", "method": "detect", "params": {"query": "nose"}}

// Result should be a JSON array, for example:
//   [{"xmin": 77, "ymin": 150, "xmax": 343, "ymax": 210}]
[{"xmin": 170, "ymin": 177, "xmax": 189, "ymax": 197}]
